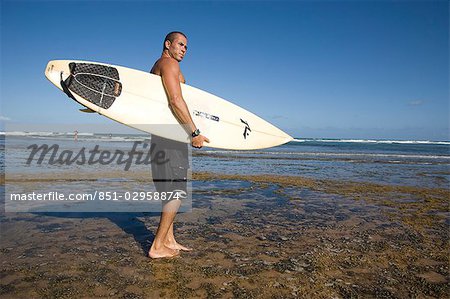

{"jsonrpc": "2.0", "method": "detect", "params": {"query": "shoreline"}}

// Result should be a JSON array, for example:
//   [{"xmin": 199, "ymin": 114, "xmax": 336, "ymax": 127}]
[{"xmin": 1, "ymin": 171, "xmax": 449, "ymax": 297}]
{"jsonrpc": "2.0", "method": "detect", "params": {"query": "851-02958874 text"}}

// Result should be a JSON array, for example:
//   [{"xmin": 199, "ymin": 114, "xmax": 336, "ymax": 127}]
[{"xmin": 97, "ymin": 191, "xmax": 187, "ymax": 201}]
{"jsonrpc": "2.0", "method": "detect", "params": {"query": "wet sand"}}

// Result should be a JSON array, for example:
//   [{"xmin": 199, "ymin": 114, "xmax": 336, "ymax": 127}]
[{"xmin": 1, "ymin": 171, "xmax": 449, "ymax": 298}]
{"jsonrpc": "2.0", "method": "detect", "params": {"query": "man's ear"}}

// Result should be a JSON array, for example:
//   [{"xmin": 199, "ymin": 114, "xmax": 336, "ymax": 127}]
[{"xmin": 164, "ymin": 40, "xmax": 171, "ymax": 50}]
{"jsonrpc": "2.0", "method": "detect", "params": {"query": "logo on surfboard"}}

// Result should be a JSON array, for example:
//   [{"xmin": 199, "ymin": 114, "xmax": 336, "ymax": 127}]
[
  {"xmin": 240, "ymin": 119, "xmax": 251, "ymax": 139},
  {"xmin": 193, "ymin": 110, "xmax": 219, "ymax": 122}
]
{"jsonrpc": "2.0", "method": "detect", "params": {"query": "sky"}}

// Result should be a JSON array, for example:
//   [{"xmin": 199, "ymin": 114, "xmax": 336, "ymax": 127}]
[{"xmin": 1, "ymin": 0, "xmax": 448, "ymax": 140}]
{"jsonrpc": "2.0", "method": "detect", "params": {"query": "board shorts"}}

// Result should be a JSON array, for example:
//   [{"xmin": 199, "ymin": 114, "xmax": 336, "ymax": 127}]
[{"xmin": 150, "ymin": 135, "xmax": 189, "ymax": 200}]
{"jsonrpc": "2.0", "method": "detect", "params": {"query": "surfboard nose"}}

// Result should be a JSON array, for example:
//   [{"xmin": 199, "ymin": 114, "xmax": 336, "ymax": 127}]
[
  {"xmin": 44, "ymin": 61, "xmax": 54, "ymax": 79},
  {"xmin": 45, "ymin": 60, "xmax": 72, "ymax": 87},
  {"xmin": 45, "ymin": 60, "xmax": 62, "ymax": 87}
]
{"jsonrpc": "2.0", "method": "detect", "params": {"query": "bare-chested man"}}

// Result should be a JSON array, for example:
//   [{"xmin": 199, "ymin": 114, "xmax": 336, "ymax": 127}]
[{"xmin": 148, "ymin": 31, "xmax": 209, "ymax": 259}]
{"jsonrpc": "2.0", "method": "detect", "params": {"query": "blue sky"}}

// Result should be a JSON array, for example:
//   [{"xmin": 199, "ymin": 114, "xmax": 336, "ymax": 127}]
[{"xmin": 1, "ymin": 0, "xmax": 448, "ymax": 140}]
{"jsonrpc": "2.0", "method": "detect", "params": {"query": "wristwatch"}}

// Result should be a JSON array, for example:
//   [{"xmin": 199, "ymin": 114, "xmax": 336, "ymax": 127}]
[{"xmin": 191, "ymin": 129, "xmax": 201, "ymax": 138}]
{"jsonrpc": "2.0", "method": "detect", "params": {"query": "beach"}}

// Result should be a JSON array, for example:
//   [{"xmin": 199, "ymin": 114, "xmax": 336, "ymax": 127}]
[{"xmin": 1, "ymin": 134, "xmax": 449, "ymax": 298}]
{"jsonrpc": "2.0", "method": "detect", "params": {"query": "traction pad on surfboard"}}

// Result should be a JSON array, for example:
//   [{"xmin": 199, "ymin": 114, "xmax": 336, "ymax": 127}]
[{"xmin": 64, "ymin": 63, "xmax": 122, "ymax": 109}]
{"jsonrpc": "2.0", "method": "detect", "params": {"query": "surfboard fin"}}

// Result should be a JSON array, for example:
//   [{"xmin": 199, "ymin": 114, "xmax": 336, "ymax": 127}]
[{"xmin": 79, "ymin": 108, "xmax": 97, "ymax": 113}]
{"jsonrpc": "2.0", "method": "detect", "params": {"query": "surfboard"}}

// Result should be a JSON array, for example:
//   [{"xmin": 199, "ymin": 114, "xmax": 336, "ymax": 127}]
[{"xmin": 45, "ymin": 60, "xmax": 293, "ymax": 150}]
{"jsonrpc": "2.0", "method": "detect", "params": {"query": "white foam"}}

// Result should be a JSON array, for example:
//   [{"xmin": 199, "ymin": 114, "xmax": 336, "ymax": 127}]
[
  {"xmin": 0, "ymin": 131, "xmax": 148, "ymax": 142},
  {"xmin": 201, "ymin": 150, "xmax": 450, "ymax": 160},
  {"xmin": 291, "ymin": 138, "xmax": 450, "ymax": 145}
]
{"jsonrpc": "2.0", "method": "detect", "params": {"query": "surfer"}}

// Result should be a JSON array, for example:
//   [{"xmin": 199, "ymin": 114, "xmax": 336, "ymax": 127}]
[{"xmin": 148, "ymin": 31, "xmax": 208, "ymax": 259}]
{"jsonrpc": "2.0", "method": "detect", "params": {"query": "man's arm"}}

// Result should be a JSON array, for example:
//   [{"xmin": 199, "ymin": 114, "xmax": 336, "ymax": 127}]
[{"xmin": 160, "ymin": 59, "xmax": 209, "ymax": 148}]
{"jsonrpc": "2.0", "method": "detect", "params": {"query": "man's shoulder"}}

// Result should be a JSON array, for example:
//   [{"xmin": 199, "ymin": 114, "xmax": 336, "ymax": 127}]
[
  {"xmin": 158, "ymin": 58, "xmax": 180, "ymax": 77},
  {"xmin": 158, "ymin": 57, "xmax": 179, "ymax": 68},
  {"xmin": 152, "ymin": 57, "xmax": 180, "ymax": 77}
]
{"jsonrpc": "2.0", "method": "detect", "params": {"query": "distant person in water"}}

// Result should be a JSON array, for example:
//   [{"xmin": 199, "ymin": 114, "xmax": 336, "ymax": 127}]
[
  {"xmin": 148, "ymin": 31, "xmax": 209, "ymax": 259},
  {"xmin": 74, "ymin": 130, "xmax": 78, "ymax": 141}
]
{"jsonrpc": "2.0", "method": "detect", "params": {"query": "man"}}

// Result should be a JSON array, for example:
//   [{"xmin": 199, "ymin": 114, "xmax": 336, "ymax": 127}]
[{"xmin": 148, "ymin": 31, "xmax": 209, "ymax": 259}]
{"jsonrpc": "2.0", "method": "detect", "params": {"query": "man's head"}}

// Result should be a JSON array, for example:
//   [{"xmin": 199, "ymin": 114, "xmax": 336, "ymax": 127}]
[{"xmin": 163, "ymin": 31, "xmax": 188, "ymax": 62}]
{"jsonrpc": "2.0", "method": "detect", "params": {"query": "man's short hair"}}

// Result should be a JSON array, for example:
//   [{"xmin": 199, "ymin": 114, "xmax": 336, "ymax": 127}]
[{"xmin": 163, "ymin": 31, "xmax": 187, "ymax": 50}]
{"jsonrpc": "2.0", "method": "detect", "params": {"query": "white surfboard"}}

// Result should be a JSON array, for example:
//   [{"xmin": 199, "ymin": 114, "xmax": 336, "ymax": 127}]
[{"xmin": 45, "ymin": 60, "xmax": 293, "ymax": 150}]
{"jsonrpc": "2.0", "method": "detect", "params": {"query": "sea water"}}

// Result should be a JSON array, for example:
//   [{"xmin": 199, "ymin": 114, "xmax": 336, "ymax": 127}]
[{"xmin": 2, "ymin": 132, "xmax": 449, "ymax": 189}]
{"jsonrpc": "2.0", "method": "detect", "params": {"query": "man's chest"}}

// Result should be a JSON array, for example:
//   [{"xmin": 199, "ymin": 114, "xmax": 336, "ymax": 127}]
[{"xmin": 179, "ymin": 72, "xmax": 186, "ymax": 84}]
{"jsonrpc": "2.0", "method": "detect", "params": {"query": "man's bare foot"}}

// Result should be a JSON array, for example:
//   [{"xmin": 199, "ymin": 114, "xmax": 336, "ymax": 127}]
[
  {"xmin": 165, "ymin": 241, "xmax": 193, "ymax": 251},
  {"xmin": 148, "ymin": 245, "xmax": 180, "ymax": 259}
]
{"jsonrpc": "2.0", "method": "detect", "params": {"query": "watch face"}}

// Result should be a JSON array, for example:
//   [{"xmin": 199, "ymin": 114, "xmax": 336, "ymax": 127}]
[{"xmin": 192, "ymin": 129, "xmax": 200, "ymax": 137}]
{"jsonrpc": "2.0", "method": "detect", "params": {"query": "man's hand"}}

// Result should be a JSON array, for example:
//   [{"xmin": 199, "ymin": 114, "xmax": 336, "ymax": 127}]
[{"xmin": 192, "ymin": 134, "xmax": 209, "ymax": 148}]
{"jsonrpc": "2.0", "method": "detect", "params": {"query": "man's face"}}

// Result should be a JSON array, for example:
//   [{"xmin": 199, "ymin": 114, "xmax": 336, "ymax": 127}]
[{"xmin": 166, "ymin": 34, "xmax": 188, "ymax": 62}]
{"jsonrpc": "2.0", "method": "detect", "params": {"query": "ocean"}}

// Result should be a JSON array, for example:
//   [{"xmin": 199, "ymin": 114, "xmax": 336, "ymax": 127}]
[
  {"xmin": 2, "ymin": 132, "xmax": 449, "ymax": 189},
  {"xmin": 1, "ymin": 131, "xmax": 449, "ymax": 297}
]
